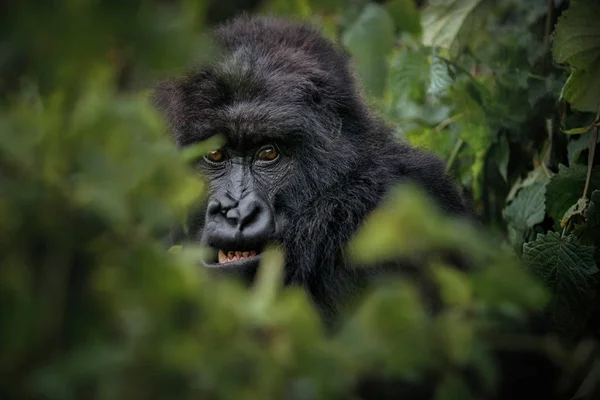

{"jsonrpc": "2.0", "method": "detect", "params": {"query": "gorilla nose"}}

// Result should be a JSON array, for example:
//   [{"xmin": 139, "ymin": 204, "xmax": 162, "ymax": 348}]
[{"xmin": 206, "ymin": 193, "xmax": 275, "ymax": 247}]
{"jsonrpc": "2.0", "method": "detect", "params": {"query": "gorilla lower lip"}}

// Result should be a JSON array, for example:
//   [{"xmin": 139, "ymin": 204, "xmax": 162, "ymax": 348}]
[{"xmin": 218, "ymin": 249, "xmax": 258, "ymax": 264}]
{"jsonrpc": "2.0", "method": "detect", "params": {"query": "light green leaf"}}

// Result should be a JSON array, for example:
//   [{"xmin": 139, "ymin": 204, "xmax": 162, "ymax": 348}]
[
  {"xmin": 433, "ymin": 265, "xmax": 472, "ymax": 308},
  {"xmin": 562, "ymin": 125, "xmax": 593, "ymax": 135},
  {"xmin": 560, "ymin": 69, "xmax": 600, "ymax": 113},
  {"xmin": 421, "ymin": 0, "xmax": 483, "ymax": 49},
  {"xmin": 523, "ymin": 232, "xmax": 598, "ymax": 335},
  {"xmin": 427, "ymin": 55, "xmax": 454, "ymax": 95}
]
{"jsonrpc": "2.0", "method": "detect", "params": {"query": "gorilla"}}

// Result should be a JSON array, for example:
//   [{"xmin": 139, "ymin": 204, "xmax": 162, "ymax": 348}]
[
  {"xmin": 152, "ymin": 15, "xmax": 568, "ymax": 400},
  {"xmin": 153, "ymin": 15, "xmax": 472, "ymax": 313},
  {"xmin": 154, "ymin": 15, "xmax": 470, "ymax": 317}
]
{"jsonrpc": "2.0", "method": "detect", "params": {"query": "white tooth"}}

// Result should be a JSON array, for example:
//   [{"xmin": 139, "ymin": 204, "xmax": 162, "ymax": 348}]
[
  {"xmin": 228, "ymin": 251, "xmax": 234, "ymax": 259},
  {"xmin": 242, "ymin": 251, "xmax": 249, "ymax": 258},
  {"xmin": 250, "ymin": 251, "xmax": 257, "ymax": 257},
  {"xmin": 218, "ymin": 250, "xmax": 227, "ymax": 263},
  {"xmin": 235, "ymin": 251, "xmax": 241, "ymax": 257}
]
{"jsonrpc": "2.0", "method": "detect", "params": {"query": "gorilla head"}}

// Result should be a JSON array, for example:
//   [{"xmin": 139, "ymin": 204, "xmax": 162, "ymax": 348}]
[{"xmin": 153, "ymin": 15, "xmax": 469, "ymax": 315}]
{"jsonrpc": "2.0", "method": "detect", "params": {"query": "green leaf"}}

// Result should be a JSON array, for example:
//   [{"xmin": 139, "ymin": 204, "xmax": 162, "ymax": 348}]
[
  {"xmin": 567, "ymin": 130, "xmax": 600, "ymax": 166},
  {"xmin": 342, "ymin": 3, "xmax": 396, "ymax": 97},
  {"xmin": 552, "ymin": 0, "xmax": 600, "ymax": 70},
  {"xmin": 562, "ymin": 125, "xmax": 593, "ymax": 135},
  {"xmin": 561, "ymin": 69, "xmax": 600, "ymax": 113},
  {"xmin": 504, "ymin": 181, "xmax": 547, "ymax": 232},
  {"xmin": 386, "ymin": 0, "xmax": 421, "ymax": 36},
  {"xmin": 552, "ymin": 0, "xmax": 600, "ymax": 112},
  {"xmin": 421, "ymin": 0, "xmax": 483, "ymax": 49},
  {"xmin": 522, "ymin": 232, "xmax": 598, "ymax": 335},
  {"xmin": 433, "ymin": 265, "xmax": 472, "ymax": 308},
  {"xmin": 545, "ymin": 164, "xmax": 600, "ymax": 227},
  {"xmin": 427, "ymin": 55, "xmax": 454, "ymax": 95}
]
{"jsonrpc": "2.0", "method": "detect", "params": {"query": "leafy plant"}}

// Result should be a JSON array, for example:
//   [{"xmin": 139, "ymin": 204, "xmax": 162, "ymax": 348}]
[{"xmin": 2, "ymin": 0, "xmax": 600, "ymax": 399}]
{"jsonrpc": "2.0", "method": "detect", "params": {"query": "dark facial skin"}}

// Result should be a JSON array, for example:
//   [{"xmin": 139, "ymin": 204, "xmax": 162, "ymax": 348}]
[{"xmin": 198, "ymin": 141, "xmax": 289, "ymax": 270}]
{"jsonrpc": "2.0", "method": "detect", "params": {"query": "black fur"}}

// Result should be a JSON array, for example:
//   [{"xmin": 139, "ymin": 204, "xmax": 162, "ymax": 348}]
[
  {"xmin": 151, "ymin": 15, "xmax": 567, "ymax": 400},
  {"xmin": 154, "ymin": 15, "xmax": 469, "ymax": 315}
]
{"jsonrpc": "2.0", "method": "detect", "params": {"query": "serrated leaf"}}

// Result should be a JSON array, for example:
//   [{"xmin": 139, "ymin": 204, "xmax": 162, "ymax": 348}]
[
  {"xmin": 523, "ymin": 232, "xmax": 598, "ymax": 335},
  {"xmin": 427, "ymin": 55, "xmax": 453, "ymax": 95},
  {"xmin": 552, "ymin": 0, "xmax": 600, "ymax": 70},
  {"xmin": 342, "ymin": 4, "xmax": 396, "ymax": 97},
  {"xmin": 421, "ymin": 0, "xmax": 483, "ymax": 49},
  {"xmin": 545, "ymin": 164, "xmax": 600, "ymax": 227},
  {"xmin": 388, "ymin": 47, "xmax": 430, "ymax": 106},
  {"xmin": 504, "ymin": 181, "xmax": 547, "ymax": 232}
]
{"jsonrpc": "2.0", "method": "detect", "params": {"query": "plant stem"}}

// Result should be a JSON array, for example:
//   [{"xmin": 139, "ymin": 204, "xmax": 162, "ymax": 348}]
[
  {"xmin": 446, "ymin": 138, "xmax": 464, "ymax": 173},
  {"xmin": 582, "ymin": 108, "xmax": 600, "ymax": 199}
]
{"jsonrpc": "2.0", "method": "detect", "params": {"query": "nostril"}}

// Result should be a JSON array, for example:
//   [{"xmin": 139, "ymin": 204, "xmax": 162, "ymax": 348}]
[{"xmin": 207, "ymin": 200, "xmax": 222, "ymax": 217}]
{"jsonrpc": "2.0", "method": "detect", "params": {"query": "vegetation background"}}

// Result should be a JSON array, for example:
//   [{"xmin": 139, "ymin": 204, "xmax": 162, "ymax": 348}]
[{"xmin": 1, "ymin": 0, "xmax": 599, "ymax": 399}]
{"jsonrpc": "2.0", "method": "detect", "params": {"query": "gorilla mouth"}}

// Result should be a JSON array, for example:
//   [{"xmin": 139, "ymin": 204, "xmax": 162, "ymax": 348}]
[
  {"xmin": 202, "ymin": 247, "xmax": 264, "ymax": 270},
  {"xmin": 217, "ymin": 249, "xmax": 259, "ymax": 264}
]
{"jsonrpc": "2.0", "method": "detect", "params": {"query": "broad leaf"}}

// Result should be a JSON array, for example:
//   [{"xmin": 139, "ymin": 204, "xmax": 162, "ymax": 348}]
[
  {"xmin": 560, "ymin": 69, "xmax": 600, "ymax": 113},
  {"xmin": 427, "ymin": 55, "xmax": 454, "ymax": 95},
  {"xmin": 552, "ymin": 0, "xmax": 600, "ymax": 112},
  {"xmin": 504, "ymin": 181, "xmax": 547, "ymax": 232},
  {"xmin": 552, "ymin": 0, "xmax": 600, "ymax": 70},
  {"xmin": 421, "ymin": 0, "xmax": 483, "ymax": 49},
  {"xmin": 523, "ymin": 232, "xmax": 598, "ymax": 335},
  {"xmin": 545, "ymin": 164, "xmax": 600, "ymax": 227}
]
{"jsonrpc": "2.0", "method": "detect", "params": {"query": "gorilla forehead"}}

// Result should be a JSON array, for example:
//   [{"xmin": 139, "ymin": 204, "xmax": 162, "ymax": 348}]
[{"xmin": 155, "ymin": 15, "xmax": 361, "ymax": 149}]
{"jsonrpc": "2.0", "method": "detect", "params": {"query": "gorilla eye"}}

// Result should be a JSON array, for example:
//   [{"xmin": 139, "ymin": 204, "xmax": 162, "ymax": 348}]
[
  {"xmin": 256, "ymin": 146, "xmax": 279, "ymax": 162},
  {"xmin": 205, "ymin": 149, "xmax": 225, "ymax": 163}
]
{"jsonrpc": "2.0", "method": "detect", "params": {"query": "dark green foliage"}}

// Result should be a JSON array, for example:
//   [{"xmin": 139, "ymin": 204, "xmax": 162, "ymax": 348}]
[{"xmin": 1, "ymin": 0, "xmax": 600, "ymax": 399}]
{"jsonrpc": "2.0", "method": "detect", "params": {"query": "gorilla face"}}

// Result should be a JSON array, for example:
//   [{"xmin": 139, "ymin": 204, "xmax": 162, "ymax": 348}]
[
  {"xmin": 154, "ymin": 16, "xmax": 469, "ymax": 294},
  {"xmin": 154, "ymin": 16, "xmax": 372, "ymax": 278}
]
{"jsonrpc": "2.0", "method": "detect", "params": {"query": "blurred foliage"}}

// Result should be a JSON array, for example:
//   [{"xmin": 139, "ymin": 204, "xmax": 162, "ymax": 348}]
[{"xmin": 1, "ymin": 0, "xmax": 600, "ymax": 399}]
